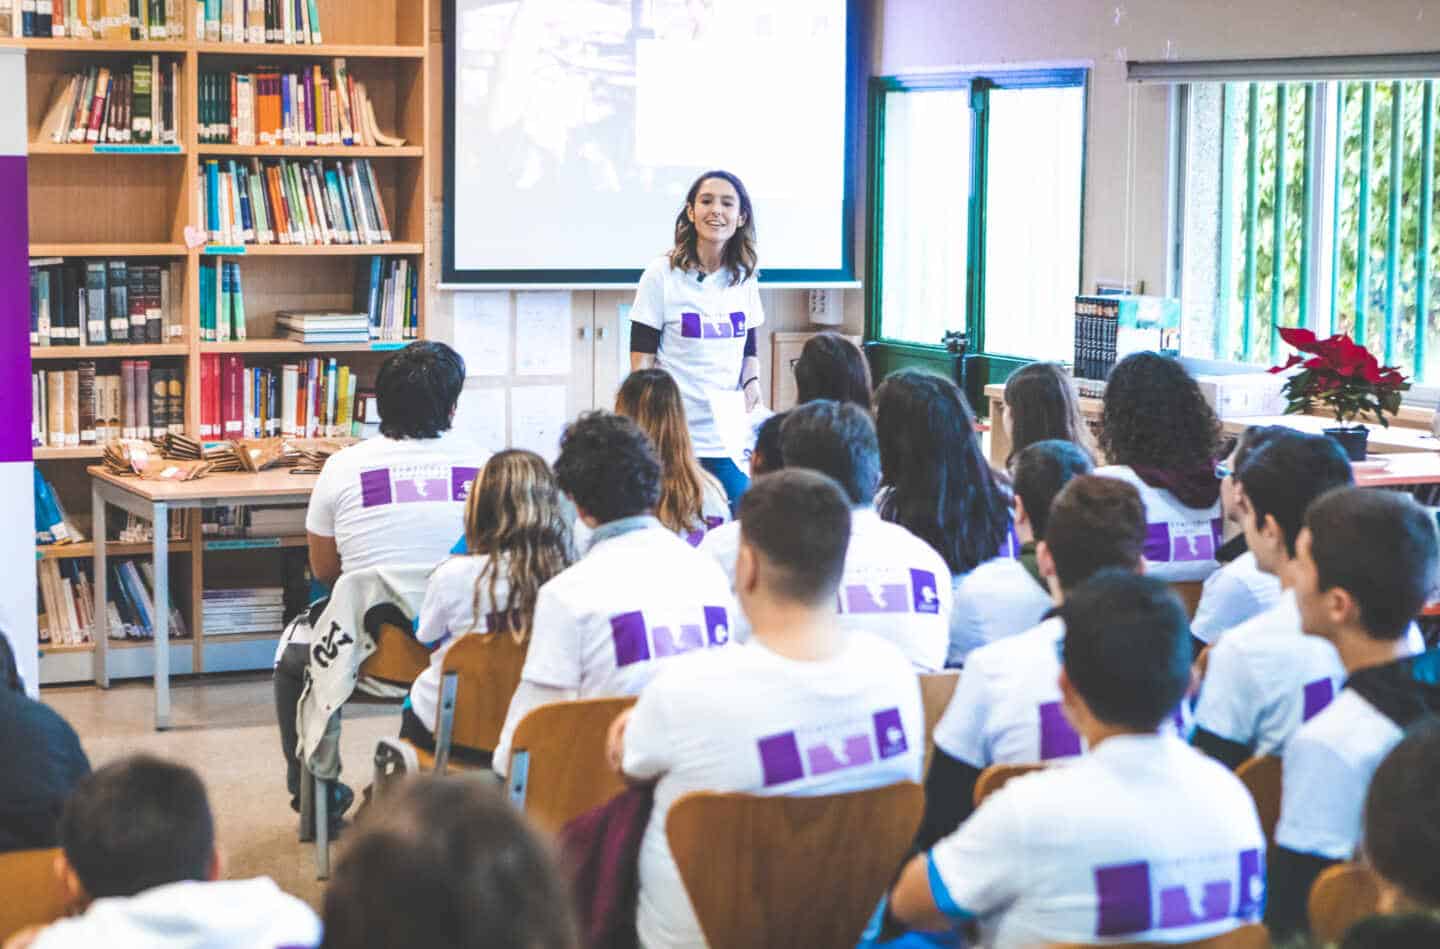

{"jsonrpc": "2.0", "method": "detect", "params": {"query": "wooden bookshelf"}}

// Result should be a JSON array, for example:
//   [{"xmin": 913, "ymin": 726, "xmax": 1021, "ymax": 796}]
[{"xmin": 26, "ymin": 0, "xmax": 432, "ymax": 684}]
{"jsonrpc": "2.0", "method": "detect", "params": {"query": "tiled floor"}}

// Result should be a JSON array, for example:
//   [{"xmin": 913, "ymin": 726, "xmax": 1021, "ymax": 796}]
[{"xmin": 43, "ymin": 673, "xmax": 397, "ymax": 909}]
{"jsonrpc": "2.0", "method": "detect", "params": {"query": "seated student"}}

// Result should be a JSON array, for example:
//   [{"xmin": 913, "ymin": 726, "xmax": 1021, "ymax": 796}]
[
  {"xmin": 320, "ymin": 776, "xmax": 579, "ymax": 949},
  {"xmin": 1363, "ymin": 720, "xmax": 1440, "ymax": 915},
  {"xmin": 401, "ymin": 450, "xmax": 573, "ymax": 764},
  {"xmin": 7, "ymin": 755, "xmax": 318, "ymax": 949},
  {"xmin": 275, "ymin": 340, "xmax": 483, "ymax": 820},
  {"xmin": 492, "ymin": 412, "xmax": 738, "ymax": 776},
  {"xmin": 610, "ymin": 469, "xmax": 923, "ymax": 949},
  {"xmin": 1191, "ymin": 432, "xmax": 1356, "ymax": 768},
  {"xmin": 793, "ymin": 331, "xmax": 873, "ymax": 410},
  {"xmin": 1267, "ymin": 488, "xmax": 1440, "ymax": 939},
  {"xmin": 696, "ymin": 410, "xmax": 786, "ymax": 578},
  {"xmin": 1096, "ymin": 352, "xmax": 1225, "ymax": 583},
  {"xmin": 948, "ymin": 439, "xmax": 1091, "ymax": 663},
  {"xmin": 889, "ymin": 571, "xmax": 1265, "ymax": 948},
  {"xmin": 1190, "ymin": 425, "xmax": 1289, "ymax": 645},
  {"xmin": 1000, "ymin": 360, "xmax": 1095, "ymax": 469},
  {"xmin": 0, "ymin": 635, "xmax": 89, "ymax": 854},
  {"xmin": 918, "ymin": 475, "xmax": 1148, "ymax": 847}
]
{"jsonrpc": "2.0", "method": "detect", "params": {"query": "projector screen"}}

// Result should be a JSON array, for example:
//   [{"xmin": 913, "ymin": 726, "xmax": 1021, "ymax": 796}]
[{"xmin": 443, "ymin": 0, "xmax": 858, "ymax": 285}]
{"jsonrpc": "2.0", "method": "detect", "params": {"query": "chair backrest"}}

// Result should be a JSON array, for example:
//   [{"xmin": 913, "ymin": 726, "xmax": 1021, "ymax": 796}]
[
  {"xmin": 973, "ymin": 762, "xmax": 1044, "ymax": 807},
  {"xmin": 436, "ymin": 631, "xmax": 529, "ymax": 751},
  {"xmin": 1308, "ymin": 863, "xmax": 1382, "ymax": 946},
  {"xmin": 0, "ymin": 848, "xmax": 70, "ymax": 944},
  {"xmin": 1048, "ymin": 922, "xmax": 1270, "ymax": 948},
  {"xmin": 359, "ymin": 620, "xmax": 431, "ymax": 685},
  {"xmin": 919, "ymin": 670, "xmax": 960, "ymax": 772},
  {"xmin": 507, "ymin": 696, "xmax": 637, "ymax": 833},
  {"xmin": 1234, "ymin": 755, "xmax": 1282, "ymax": 843},
  {"xmin": 666, "ymin": 782, "xmax": 924, "ymax": 949},
  {"xmin": 1171, "ymin": 581, "xmax": 1205, "ymax": 620}
]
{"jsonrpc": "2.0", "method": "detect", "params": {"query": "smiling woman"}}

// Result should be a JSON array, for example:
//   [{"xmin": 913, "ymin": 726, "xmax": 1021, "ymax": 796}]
[{"xmin": 628, "ymin": 170, "xmax": 767, "ymax": 510}]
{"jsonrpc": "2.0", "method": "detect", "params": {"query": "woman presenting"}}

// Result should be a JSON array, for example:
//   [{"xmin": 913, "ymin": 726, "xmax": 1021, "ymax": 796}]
[{"xmin": 630, "ymin": 169, "xmax": 763, "ymax": 509}]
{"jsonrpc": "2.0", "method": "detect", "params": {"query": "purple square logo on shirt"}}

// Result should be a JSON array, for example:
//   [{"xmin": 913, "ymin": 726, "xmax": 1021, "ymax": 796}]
[
  {"xmin": 1095, "ymin": 861, "xmax": 1153, "ymax": 936},
  {"xmin": 728, "ymin": 311, "xmax": 747, "ymax": 335},
  {"xmin": 451, "ymin": 466, "xmax": 479, "ymax": 502},
  {"xmin": 1237, "ymin": 848, "xmax": 1266, "ymax": 920},
  {"xmin": 1143, "ymin": 523, "xmax": 1172, "ymax": 563},
  {"xmin": 805, "ymin": 733, "xmax": 874, "ymax": 776},
  {"xmin": 1302, "ymin": 678, "xmax": 1336, "ymax": 722},
  {"xmin": 910, "ymin": 569, "xmax": 941, "ymax": 614},
  {"xmin": 843, "ymin": 583, "xmax": 909, "ymax": 614},
  {"xmin": 359, "ymin": 468, "xmax": 393, "ymax": 508},
  {"xmin": 684, "ymin": 529, "xmax": 705, "ymax": 547},
  {"xmin": 704, "ymin": 606, "xmax": 730, "ymax": 646},
  {"xmin": 1172, "ymin": 530, "xmax": 1216, "ymax": 563},
  {"xmin": 395, "ymin": 477, "xmax": 449, "ymax": 503},
  {"xmin": 1038, "ymin": 701, "xmax": 1082, "ymax": 760},
  {"xmin": 758, "ymin": 731, "xmax": 805, "ymax": 787},
  {"xmin": 873, "ymin": 707, "xmax": 908, "ymax": 759},
  {"xmin": 1158, "ymin": 879, "xmax": 1232, "ymax": 928},
  {"xmin": 679, "ymin": 311, "xmax": 741, "ymax": 339},
  {"xmin": 609, "ymin": 611, "xmax": 651, "ymax": 667},
  {"xmin": 651, "ymin": 622, "xmax": 705, "ymax": 659}
]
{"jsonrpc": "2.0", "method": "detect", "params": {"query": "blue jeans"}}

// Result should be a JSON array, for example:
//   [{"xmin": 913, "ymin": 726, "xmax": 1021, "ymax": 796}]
[{"xmin": 700, "ymin": 456, "xmax": 750, "ymax": 514}]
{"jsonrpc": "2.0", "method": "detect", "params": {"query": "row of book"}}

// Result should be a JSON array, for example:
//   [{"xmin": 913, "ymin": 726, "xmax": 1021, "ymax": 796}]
[
  {"xmin": 33, "ymin": 361, "xmax": 185, "ymax": 447},
  {"xmin": 200, "ymin": 157, "xmax": 393, "ymax": 246},
  {"xmin": 39, "ymin": 557, "xmax": 189, "ymax": 645},
  {"xmin": 2, "ymin": 0, "xmax": 185, "ymax": 40},
  {"xmin": 39, "ymin": 60, "xmax": 181, "ymax": 146},
  {"xmin": 202, "ymin": 584, "xmax": 284, "ymax": 635},
  {"xmin": 198, "ymin": 0, "xmax": 321, "ymax": 45},
  {"xmin": 30, "ymin": 258, "xmax": 182, "ymax": 347},
  {"xmin": 199, "ymin": 259, "xmax": 245, "ymax": 342},
  {"xmin": 196, "ymin": 257, "xmax": 414, "ymax": 343},
  {"xmin": 34, "ymin": 468, "xmax": 79, "ymax": 545},
  {"xmin": 199, "ymin": 61, "xmax": 402, "ymax": 147},
  {"xmin": 198, "ymin": 353, "xmax": 377, "ymax": 440},
  {"xmin": 201, "ymin": 503, "xmax": 305, "ymax": 537}
]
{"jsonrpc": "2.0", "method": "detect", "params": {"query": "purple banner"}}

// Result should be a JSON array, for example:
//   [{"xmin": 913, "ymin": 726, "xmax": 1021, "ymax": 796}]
[
  {"xmin": 1302, "ymin": 678, "xmax": 1335, "ymax": 722},
  {"xmin": 0, "ymin": 156, "xmax": 29, "ymax": 464},
  {"xmin": 1143, "ymin": 518, "xmax": 1224, "ymax": 564}
]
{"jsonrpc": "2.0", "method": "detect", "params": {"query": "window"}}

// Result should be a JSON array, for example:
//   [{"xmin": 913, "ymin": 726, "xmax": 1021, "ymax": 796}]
[
  {"xmin": 1177, "ymin": 78, "xmax": 1440, "ymax": 382},
  {"xmin": 867, "ymin": 70, "xmax": 1086, "ymax": 364}
]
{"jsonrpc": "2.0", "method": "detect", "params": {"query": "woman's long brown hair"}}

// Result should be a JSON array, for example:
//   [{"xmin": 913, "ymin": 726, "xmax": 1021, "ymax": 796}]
[
  {"xmin": 668, "ymin": 169, "xmax": 758, "ymax": 285},
  {"xmin": 463, "ymin": 450, "xmax": 573, "ymax": 644},
  {"xmin": 615, "ymin": 369, "xmax": 715, "ymax": 534}
]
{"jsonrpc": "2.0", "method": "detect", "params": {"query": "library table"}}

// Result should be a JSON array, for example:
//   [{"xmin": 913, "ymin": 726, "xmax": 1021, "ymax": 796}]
[{"xmin": 88, "ymin": 467, "xmax": 318, "ymax": 729}]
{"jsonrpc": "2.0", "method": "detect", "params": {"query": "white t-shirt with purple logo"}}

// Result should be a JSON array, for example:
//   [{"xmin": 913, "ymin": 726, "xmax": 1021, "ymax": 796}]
[
  {"xmin": 573, "ymin": 476, "xmax": 730, "ymax": 554},
  {"xmin": 623, "ymin": 633, "xmax": 923, "ymax": 949},
  {"xmin": 1190, "ymin": 551, "xmax": 1284, "ymax": 645},
  {"xmin": 629, "ymin": 256, "xmax": 765, "ymax": 457},
  {"xmin": 947, "ymin": 556, "xmax": 1053, "ymax": 666},
  {"xmin": 927, "ymin": 734, "xmax": 1265, "ymax": 948},
  {"xmin": 1095, "ymin": 465, "xmax": 1223, "ymax": 583}
]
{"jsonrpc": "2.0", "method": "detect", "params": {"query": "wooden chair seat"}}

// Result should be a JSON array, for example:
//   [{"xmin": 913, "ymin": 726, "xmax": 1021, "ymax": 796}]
[
  {"xmin": 1049, "ymin": 921, "xmax": 1270, "ymax": 947},
  {"xmin": 973, "ymin": 762, "xmax": 1045, "ymax": 807},
  {"xmin": 506, "ymin": 696, "xmax": 637, "ymax": 833},
  {"xmin": 919, "ymin": 670, "xmax": 960, "ymax": 773},
  {"xmin": 1234, "ymin": 755, "xmax": 1282, "ymax": 843},
  {"xmin": 1308, "ymin": 863, "xmax": 1381, "ymax": 946},
  {"xmin": 0, "ymin": 848, "xmax": 70, "ymax": 944}
]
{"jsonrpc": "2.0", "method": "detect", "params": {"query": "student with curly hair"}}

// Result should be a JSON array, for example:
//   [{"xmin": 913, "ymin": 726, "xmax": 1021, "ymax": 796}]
[{"xmin": 1096, "ymin": 352, "xmax": 1225, "ymax": 582}]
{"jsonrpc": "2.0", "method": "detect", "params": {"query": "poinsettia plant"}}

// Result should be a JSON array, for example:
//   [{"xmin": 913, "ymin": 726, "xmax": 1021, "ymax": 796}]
[{"xmin": 1268, "ymin": 327, "xmax": 1410, "ymax": 427}]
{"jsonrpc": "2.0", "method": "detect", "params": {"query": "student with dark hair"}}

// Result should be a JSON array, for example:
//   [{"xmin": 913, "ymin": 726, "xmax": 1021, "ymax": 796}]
[
  {"xmin": 0, "ymin": 634, "xmax": 89, "ymax": 854},
  {"xmin": 11, "ymin": 755, "xmax": 317, "ymax": 948},
  {"xmin": 793, "ymin": 332, "xmax": 873, "ymax": 410},
  {"xmin": 694, "ymin": 410, "xmax": 787, "ymax": 587},
  {"xmin": 1192, "ymin": 432, "xmax": 1365, "ymax": 768},
  {"xmin": 493, "ymin": 412, "xmax": 737, "ymax": 776},
  {"xmin": 610, "ymin": 470, "xmax": 922, "ymax": 948},
  {"xmin": 276, "ymin": 339, "xmax": 485, "ymax": 822},
  {"xmin": 321, "ymin": 776, "xmax": 579, "ymax": 949},
  {"xmin": 948, "ymin": 439, "xmax": 1092, "ymax": 664},
  {"xmin": 919, "ymin": 475, "xmax": 1152, "ymax": 847},
  {"xmin": 1364, "ymin": 721, "xmax": 1440, "ymax": 914},
  {"xmin": 889, "ymin": 572, "xmax": 1264, "ymax": 946},
  {"xmin": 1267, "ymin": 488, "xmax": 1440, "ymax": 939},
  {"xmin": 1000, "ymin": 361, "xmax": 1094, "ymax": 468},
  {"xmin": 1097, "ymin": 352, "xmax": 1225, "ymax": 582},
  {"xmin": 1190, "ymin": 425, "xmax": 1290, "ymax": 644}
]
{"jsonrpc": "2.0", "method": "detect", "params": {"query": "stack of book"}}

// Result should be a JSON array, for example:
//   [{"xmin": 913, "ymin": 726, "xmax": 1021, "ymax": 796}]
[
  {"xmin": 38, "ymin": 60, "xmax": 181, "ymax": 146},
  {"xmin": 202, "ymin": 586, "xmax": 285, "ymax": 637},
  {"xmin": 1, "ymin": 0, "xmax": 187, "ymax": 40},
  {"xmin": 199, "ymin": 353, "xmax": 373, "ymax": 440},
  {"xmin": 198, "ymin": 0, "xmax": 323, "ymax": 45},
  {"xmin": 199, "ymin": 61, "xmax": 405, "ymax": 148},
  {"xmin": 199, "ymin": 259, "xmax": 246, "ymax": 342},
  {"xmin": 34, "ymin": 468, "xmax": 82, "ymax": 545},
  {"xmin": 199, "ymin": 157, "xmax": 393, "ymax": 247},
  {"xmin": 30, "ymin": 258, "xmax": 183, "ymax": 346},
  {"xmin": 32, "ymin": 361, "xmax": 184, "ymax": 448},
  {"xmin": 356, "ymin": 256, "xmax": 419, "ymax": 342},
  {"xmin": 276, "ymin": 309, "xmax": 368, "ymax": 344}
]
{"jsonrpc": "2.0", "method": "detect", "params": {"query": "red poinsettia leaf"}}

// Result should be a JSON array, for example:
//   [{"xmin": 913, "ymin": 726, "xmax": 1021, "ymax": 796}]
[{"xmin": 1279, "ymin": 326, "xmax": 1319, "ymax": 350}]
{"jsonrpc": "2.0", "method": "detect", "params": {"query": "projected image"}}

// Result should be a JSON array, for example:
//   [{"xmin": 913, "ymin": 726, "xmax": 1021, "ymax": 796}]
[{"xmin": 452, "ymin": 0, "xmax": 849, "ymax": 275}]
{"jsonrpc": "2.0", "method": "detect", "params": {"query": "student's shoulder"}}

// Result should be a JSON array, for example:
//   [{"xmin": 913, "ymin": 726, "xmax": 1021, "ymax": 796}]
[
  {"xmin": 964, "ymin": 617, "xmax": 1061, "ymax": 679},
  {"xmin": 1291, "ymin": 688, "xmax": 1396, "ymax": 763},
  {"xmin": 645, "ymin": 643, "xmax": 757, "ymax": 697},
  {"xmin": 847, "ymin": 629, "xmax": 925, "ymax": 676},
  {"xmin": 429, "ymin": 552, "xmax": 489, "ymax": 587},
  {"xmin": 639, "ymin": 255, "xmax": 676, "ymax": 285},
  {"xmin": 864, "ymin": 516, "xmax": 950, "ymax": 567}
]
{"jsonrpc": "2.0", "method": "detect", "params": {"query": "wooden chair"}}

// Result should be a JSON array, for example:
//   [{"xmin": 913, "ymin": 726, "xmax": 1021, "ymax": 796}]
[
  {"xmin": 666, "ymin": 782, "xmax": 924, "ymax": 949},
  {"xmin": 1308, "ymin": 863, "xmax": 1382, "ymax": 946},
  {"xmin": 0, "ymin": 848, "xmax": 70, "ymax": 944},
  {"xmin": 919, "ymin": 670, "xmax": 960, "ymax": 773},
  {"xmin": 422, "ymin": 632, "xmax": 527, "ymax": 772},
  {"xmin": 1048, "ymin": 922, "xmax": 1270, "ymax": 948},
  {"xmin": 505, "ymin": 696, "xmax": 637, "ymax": 833},
  {"xmin": 1171, "ymin": 581, "xmax": 1205, "ymax": 620},
  {"xmin": 972, "ymin": 762, "xmax": 1044, "ymax": 807},
  {"xmin": 1234, "ymin": 755, "xmax": 1282, "ymax": 843}
]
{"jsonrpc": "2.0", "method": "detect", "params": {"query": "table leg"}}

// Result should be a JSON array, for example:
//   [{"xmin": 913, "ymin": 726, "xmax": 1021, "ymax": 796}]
[
  {"xmin": 153, "ymin": 500, "xmax": 170, "ymax": 730},
  {"xmin": 91, "ymin": 481, "xmax": 109, "ymax": 689}
]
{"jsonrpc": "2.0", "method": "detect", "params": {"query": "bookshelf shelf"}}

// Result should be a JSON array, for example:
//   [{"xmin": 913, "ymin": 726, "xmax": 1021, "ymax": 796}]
[
  {"xmin": 32, "ymin": 343, "xmax": 189, "ymax": 360},
  {"xmin": 0, "ymin": 38, "xmax": 188, "ymax": 52},
  {"xmin": 199, "ymin": 243, "xmax": 424, "ymax": 257},
  {"xmin": 40, "ymin": 642, "xmax": 95, "ymax": 654},
  {"xmin": 194, "ymin": 42, "xmax": 424, "ymax": 59},
  {"xmin": 200, "ymin": 340, "xmax": 400, "ymax": 355},
  {"xmin": 201, "ymin": 632, "xmax": 283, "ymax": 643},
  {"xmin": 29, "ymin": 143, "xmax": 187, "ymax": 156},
  {"xmin": 110, "ymin": 638, "xmax": 193, "ymax": 650},
  {"xmin": 30, "ymin": 243, "xmax": 188, "ymax": 257},
  {"xmin": 38, "ymin": 541, "xmax": 195, "ymax": 560},
  {"xmin": 202, "ymin": 535, "xmax": 308, "ymax": 551},
  {"xmin": 35, "ymin": 446, "xmax": 104, "ymax": 460},
  {"xmin": 196, "ymin": 144, "xmax": 421, "ymax": 158}
]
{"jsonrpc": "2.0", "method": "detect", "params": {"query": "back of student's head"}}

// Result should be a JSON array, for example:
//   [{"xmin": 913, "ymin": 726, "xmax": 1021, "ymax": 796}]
[
  {"xmin": 614, "ymin": 368, "xmax": 710, "ymax": 534},
  {"xmin": 779, "ymin": 400, "xmax": 879, "ymax": 506},
  {"xmin": 873, "ymin": 368, "xmax": 1011, "ymax": 574},
  {"xmin": 375, "ymin": 340, "xmax": 465, "ymax": 440},
  {"xmin": 794, "ymin": 332, "xmax": 873, "ymax": 411},
  {"xmin": 1099, "ymin": 352, "xmax": 1221, "ymax": 471},
  {"xmin": 1231, "ymin": 423, "xmax": 1289, "ymax": 470},
  {"xmin": 1060, "ymin": 570, "xmax": 1192, "ymax": 731},
  {"xmin": 1364, "ymin": 720, "xmax": 1440, "ymax": 910},
  {"xmin": 59, "ymin": 754, "xmax": 214, "ymax": 900},
  {"xmin": 1237, "ymin": 431, "xmax": 1353, "ymax": 555},
  {"xmin": 1012, "ymin": 439, "xmax": 1094, "ymax": 541},
  {"xmin": 1044, "ymin": 475, "xmax": 1146, "ymax": 591},
  {"xmin": 750, "ymin": 410, "xmax": 788, "ymax": 477},
  {"xmin": 737, "ymin": 470, "xmax": 851, "ymax": 606},
  {"xmin": 322, "ymin": 777, "xmax": 578, "ymax": 949},
  {"xmin": 1304, "ymin": 487, "xmax": 1439, "ymax": 640},
  {"xmin": 554, "ymin": 411, "xmax": 662, "ymax": 524},
  {"xmin": 1002, "ymin": 361, "xmax": 1092, "ymax": 467}
]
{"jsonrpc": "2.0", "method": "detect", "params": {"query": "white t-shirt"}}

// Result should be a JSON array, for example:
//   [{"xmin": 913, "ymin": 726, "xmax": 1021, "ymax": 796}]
[
  {"xmin": 630, "ymin": 256, "xmax": 766, "ymax": 456},
  {"xmin": 623, "ymin": 634, "xmax": 923, "ymax": 949},
  {"xmin": 947, "ymin": 557, "xmax": 1053, "ymax": 666},
  {"xmin": 408, "ymin": 553, "xmax": 515, "ymax": 733},
  {"xmin": 573, "ymin": 477, "xmax": 730, "ymax": 554},
  {"xmin": 1190, "ymin": 551, "xmax": 1285, "ymax": 645},
  {"xmin": 1095, "ymin": 465, "xmax": 1223, "ymax": 583},
  {"xmin": 927, "ymin": 735, "xmax": 1265, "ymax": 949}
]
